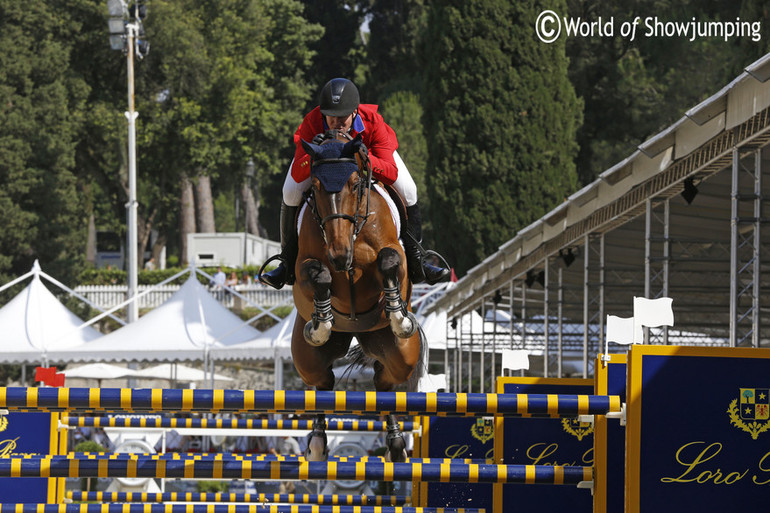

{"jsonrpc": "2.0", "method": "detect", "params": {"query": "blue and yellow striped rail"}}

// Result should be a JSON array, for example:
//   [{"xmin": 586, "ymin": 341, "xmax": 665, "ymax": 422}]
[
  {"xmin": 0, "ymin": 388, "xmax": 621, "ymax": 417},
  {"xmin": 62, "ymin": 415, "xmax": 416, "ymax": 432},
  {"xmin": 61, "ymin": 454, "xmax": 489, "ymax": 465},
  {"xmin": 0, "ymin": 456, "xmax": 591, "ymax": 484},
  {"xmin": 66, "ymin": 492, "xmax": 411, "ymax": 505},
  {"xmin": 0, "ymin": 506, "xmax": 479, "ymax": 513}
]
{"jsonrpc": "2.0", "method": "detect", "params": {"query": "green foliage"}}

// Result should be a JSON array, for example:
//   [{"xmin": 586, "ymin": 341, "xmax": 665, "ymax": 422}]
[
  {"xmin": 566, "ymin": 0, "xmax": 770, "ymax": 184},
  {"xmin": 78, "ymin": 266, "xmax": 266, "ymax": 286},
  {"xmin": 73, "ymin": 441, "xmax": 108, "ymax": 453},
  {"xmin": 198, "ymin": 481, "xmax": 227, "ymax": 493},
  {"xmin": 420, "ymin": 0, "xmax": 581, "ymax": 274},
  {"xmin": 0, "ymin": 1, "xmax": 90, "ymax": 284},
  {"xmin": 379, "ymin": 91, "xmax": 432, "ymax": 236},
  {"xmin": 363, "ymin": 0, "xmax": 427, "ymax": 102},
  {"xmin": 300, "ymin": 1, "xmax": 366, "ymax": 103}
]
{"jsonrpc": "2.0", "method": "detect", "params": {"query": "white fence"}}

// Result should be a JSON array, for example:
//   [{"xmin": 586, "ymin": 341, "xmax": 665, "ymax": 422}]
[
  {"xmin": 74, "ymin": 284, "xmax": 294, "ymax": 310},
  {"xmin": 73, "ymin": 283, "xmax": 450, "ymax": 312}
]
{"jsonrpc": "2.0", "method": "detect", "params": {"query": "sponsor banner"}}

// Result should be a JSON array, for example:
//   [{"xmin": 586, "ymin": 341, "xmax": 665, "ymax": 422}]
[
  {"xmin": 626, "ymin": 345, "xmax": 770, "ymax": 512},
  {"xmin": 419, "ymin": 416, "xmax": 494, "ymax": 510},
  {"xmin": 594, "ymin": 354, "xmax": 627, "ymax": 513},
  {"xmin": 0, "ymin": 411, "xmax": 61, "ymax": 502},
  {"xmin": 494, "ymin": 377, "xmax": 594, "ymax": 512}
]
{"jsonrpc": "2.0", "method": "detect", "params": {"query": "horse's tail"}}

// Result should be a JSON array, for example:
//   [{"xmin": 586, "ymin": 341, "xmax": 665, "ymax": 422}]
[
  {"xmin": 342, "ymin": 327, "xmax": 427, "ymax": 392},
  {"xmin": 407, "ymin": 325, "xmax": 428, "ymax": 392},
  {"xmin": 339, "ymin": 344, "xmax": 372, "ymax": 390}
]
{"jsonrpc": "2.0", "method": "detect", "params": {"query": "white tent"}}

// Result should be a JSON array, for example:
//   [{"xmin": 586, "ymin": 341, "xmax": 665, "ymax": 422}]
[
  {"xmin": 0, "ymin": 263, "xmax": 102, "ymax": 364},
  {"xmin": 133, "ymin": 363, "xmax": 232, "ymax": 383},
  {"xmin": 212, "ymin": 308, "xmax": 296, "ymax": 361},
  {"xmin": 47, "ymin": 276, "xmax": 262, "ymax": 363},
  {"xmin": 418, "ymin": 310, "xmax": 449, "ymax": 350},
  {"xmin": 62, "ymin": 363, "xmax": 137, "ymax": 380}
]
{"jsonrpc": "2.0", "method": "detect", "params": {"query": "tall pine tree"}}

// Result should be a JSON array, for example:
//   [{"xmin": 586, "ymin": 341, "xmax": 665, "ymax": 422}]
[{"xmin": 421, "ymin": 0, "xmax": 581, "ymax": 275}]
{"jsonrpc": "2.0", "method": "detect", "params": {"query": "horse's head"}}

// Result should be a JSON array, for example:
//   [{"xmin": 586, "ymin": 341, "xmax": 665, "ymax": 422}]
[{"xmin": 302, "ymin": 131, "xmax": 371, "ymax": 272}]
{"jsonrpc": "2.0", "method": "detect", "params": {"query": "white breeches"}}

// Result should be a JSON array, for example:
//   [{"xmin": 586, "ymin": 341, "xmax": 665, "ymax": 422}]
[{"xmin": 283, "ymin": 150, "xmax": 418, "ymax": 207}]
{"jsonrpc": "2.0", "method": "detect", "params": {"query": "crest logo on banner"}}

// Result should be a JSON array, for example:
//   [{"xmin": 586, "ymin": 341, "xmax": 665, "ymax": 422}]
[
  {"xmin": 561, "ymin": 418, "xmax": 593, "ymax": 441},
  {"xmin": 728, "ymin": 388, "xmax": 770, "ymax": 439},
  {"xmin": 0, "ymin": 415, "xmax": 7, "ymax": 433},
  {"xmin": 470, "ymin": 418, "xmax": 494, "ymax": 444}
]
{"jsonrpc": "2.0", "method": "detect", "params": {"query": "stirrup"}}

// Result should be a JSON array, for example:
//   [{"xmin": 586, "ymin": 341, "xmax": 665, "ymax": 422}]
[
  {"xmin": 403, "ymin": 231, "xmax": 450, "ymax": 285},
  {"xmin": 258, "ymin": 254, "xmax": 290, "ymax": 289},
  {"xmin": 421, "ymin": 250, "xmax": 451, "ymax": 285}
]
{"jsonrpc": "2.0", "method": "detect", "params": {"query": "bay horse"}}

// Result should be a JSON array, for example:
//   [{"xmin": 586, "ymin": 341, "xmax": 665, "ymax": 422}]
[{"xmin": 291, "ymin": 130, "xmax": 424, "ymax": 462}]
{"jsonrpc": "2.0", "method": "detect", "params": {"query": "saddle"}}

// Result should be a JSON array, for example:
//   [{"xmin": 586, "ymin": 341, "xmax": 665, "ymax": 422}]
[{"xmin": 381, "ymin": 183, "xmax": 409, "ymax": 242}]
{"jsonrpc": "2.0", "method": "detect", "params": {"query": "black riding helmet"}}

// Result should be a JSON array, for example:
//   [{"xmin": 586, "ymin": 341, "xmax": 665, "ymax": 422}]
[{"xmin": 319, "ymin": 78, "xmax": 360, "ymax": 117}]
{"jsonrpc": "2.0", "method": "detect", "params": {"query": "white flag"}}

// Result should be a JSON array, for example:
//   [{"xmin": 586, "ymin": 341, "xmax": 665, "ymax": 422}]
[
  {"xmin": 633, "ymin": 297, "xmax": 674, "ymax": 327},
  {"xmin": 418, "ymin": 373, "xmax": 448, "ymax": 393},
  {"xmin": 501, "ymin": 349, "xmax": 530, "ymax": 371},
  {"xmin": 606, "ymin": 315, "xmax": 641, "ymax": 345}
]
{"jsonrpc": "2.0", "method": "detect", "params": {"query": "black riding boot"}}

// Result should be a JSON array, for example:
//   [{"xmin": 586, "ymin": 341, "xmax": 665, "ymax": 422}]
[
  {"xmin": 404, "ymin": 203, "xmax": 451, "ymax": 285},
  {"xmin": 259, "ymin": 201, "xmax": 299, "ymax": 290}
]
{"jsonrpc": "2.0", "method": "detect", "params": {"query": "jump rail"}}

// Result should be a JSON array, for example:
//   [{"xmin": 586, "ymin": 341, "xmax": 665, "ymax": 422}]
[
  {"xmin": 0, "ymin": 506, "xmax": 480, "ymax": 513},
  {"xmin": 0, "ymin": 388, "xmax": 621, "ymax": 417},
  {"xmin": 0, "ymin": 456, "xmax": 591, "ymax": 484},
  {"xmin": 62, "ymin": 415, "xmax": 416, "ymax": 432},
  {"xmin": 66, "ymin": 492, "xmax": 410, "ymax": 505},
  {"xmin": 64, "ymin": 454, "xmax": 490, "ymax": 465}
]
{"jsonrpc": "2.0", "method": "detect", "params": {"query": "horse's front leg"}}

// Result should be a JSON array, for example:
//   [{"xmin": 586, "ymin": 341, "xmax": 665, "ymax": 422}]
[
  {"xmin": 300, "ymin": 259, "xmax": 334, "ymax": 347},
  {"xmin": 377, "ymin": 247, "xmax": 417, "ymax": 339}
]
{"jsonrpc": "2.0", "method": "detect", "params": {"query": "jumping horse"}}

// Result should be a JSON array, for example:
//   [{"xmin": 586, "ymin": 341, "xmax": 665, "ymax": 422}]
[{"xmin": 291, "ymin": 130, "xmax": 423, "ymax": 462}]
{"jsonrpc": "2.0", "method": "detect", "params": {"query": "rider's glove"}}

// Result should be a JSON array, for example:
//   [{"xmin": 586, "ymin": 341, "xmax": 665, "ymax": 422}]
[
  {"xmin": 350, "ymin": 138, "xmax": 368, "ymax": 157},
  {"xmin": 312, "ymin": 133, "xmax": 325, "ymax": 145}
]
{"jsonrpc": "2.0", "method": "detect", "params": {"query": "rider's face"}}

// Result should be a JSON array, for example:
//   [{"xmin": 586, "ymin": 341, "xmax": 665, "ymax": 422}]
[{"xmin": 325, "ymin": 111, "xmax": 355, "ymax": 132}]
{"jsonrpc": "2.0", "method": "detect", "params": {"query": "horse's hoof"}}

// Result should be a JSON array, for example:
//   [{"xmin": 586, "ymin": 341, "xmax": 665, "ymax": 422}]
[
  {"xmin": 385, "ymin": 432, "xmax": 407, "ymax": 462},
  {"xmin": 392, "ymin": 312, "xmax": 418, "ymax": 339},
  {"xmin": 303, "ymin": 321, "xmax": 328, "ymax": 347},
  {"xmin": 305, "ymin": 433, "xmax": 328, "ymax": 461},
  {"xmin": 385, "ymin": 448, "xmax": 408, "ymax": 463}
]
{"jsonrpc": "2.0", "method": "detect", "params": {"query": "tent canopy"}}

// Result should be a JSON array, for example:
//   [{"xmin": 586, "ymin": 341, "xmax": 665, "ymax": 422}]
[
  {"xmin": 212, "ymin": 308, "xmax": 296, "ymax": 361},
  {"xmin": 0, "ymin": 266, "xmax": 102, "ymax": 364},
  {"xmin": 133, "ymin": 363, "xmax": 232, "ymax": 382},
  {"xmin": 47, "ymin": 276, "xmax": 262, "ymax": 363}
]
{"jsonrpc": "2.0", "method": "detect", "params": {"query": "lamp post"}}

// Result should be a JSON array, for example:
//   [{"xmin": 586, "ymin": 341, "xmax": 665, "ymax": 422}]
[
  {"xmin": 107, "ymin": 0, "xmax": 148, "ymax": 323},
  {"xmin": 244, "ymin": 159, "xmax": 256, "ymax": 267}
]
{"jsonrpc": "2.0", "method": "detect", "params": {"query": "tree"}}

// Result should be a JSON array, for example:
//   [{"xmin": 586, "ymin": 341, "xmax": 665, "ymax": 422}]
[
  {"xmin": 363, "ymin": 0, "xmax": 427, "ymax": 103},
  {"xmin": 566, "ymin": 0, "xmax": 770, "ymax": 184},
  {"xmin": 299, "ymin": 0, "xmax": 367, "ymax": 104},
  {"xmin": 379, "ymin": 91, "xmax": 431, "ymax": 232},
  {"xmin": 421, "ymin": 0, "xmax": 582, "ymax": 275},
  {"xmin": 73, "ymin": 0, "xmax": 323, "ymax": 263},
  {"xmin": 0, "ymin": 1, "xmax": 90, "ymax": 285}
]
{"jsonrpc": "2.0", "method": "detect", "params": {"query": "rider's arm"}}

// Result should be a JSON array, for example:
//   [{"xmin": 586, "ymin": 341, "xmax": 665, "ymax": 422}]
[
  {"xmin": 360, "ymin": 106, "xmax": 399, "ymax": 185},
  {"xmin": 289, "ymin": 109, "xmax": 324, "ymax": 183}
]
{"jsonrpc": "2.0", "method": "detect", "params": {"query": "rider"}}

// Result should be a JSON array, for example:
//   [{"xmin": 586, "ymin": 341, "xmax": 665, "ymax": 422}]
[{"xmin": 260, "ymin": 78, "xmax": 450, "ymax": 289}]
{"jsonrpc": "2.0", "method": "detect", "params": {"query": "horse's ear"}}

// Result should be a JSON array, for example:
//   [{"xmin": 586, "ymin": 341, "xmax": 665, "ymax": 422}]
[
  {"xmin": 301, "ymin": 139, "xmax": 322, "ymax": 159},
  {"xmin": 341, "ymin": 133, "xmax": 363, "ymax": 157}
]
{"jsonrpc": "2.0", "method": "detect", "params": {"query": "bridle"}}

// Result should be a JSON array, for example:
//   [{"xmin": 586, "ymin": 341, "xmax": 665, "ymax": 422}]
[
  {"xmin": 302, "ymin": 131, "xmax": 374, "ymax": 320},
  {"xmin": 305, "ymin": 132, "xmax": 373, "ymax": 249}
]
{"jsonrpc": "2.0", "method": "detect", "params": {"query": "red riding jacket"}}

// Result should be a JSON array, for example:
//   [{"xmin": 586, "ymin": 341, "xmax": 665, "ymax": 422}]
[{"xmin": 289, "ymin": 104, "xmax": 399, "ymax": 185}]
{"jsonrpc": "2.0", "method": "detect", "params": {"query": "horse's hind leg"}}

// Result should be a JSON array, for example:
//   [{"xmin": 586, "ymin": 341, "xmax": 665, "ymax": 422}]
[
  {"xmin": 291, "ymin": 315, "xmax": 353, "ymax": 462},
  {"xmin": 305, "ymin": 413, "xmax": 329, "ymax": 461},
  {"xmin": 385, "ymin": 414, "xmax": 407, "ymax": 462},
  {"xmin": 300, "ymin": 259, "xmax": 334, "ymax": 346},
  {"xmin": 359, "ymin": 329, "xmax": 421, "ymax": 463},
  {"xmin": 377, "ymin": 247, "xmax": 417, "ymax": 339}
]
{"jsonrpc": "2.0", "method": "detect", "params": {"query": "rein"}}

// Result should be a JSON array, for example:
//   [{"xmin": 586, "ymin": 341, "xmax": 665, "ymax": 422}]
[{"xmin": 304, "ymin": 134, "xmax": 374, "ymax": 321}]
